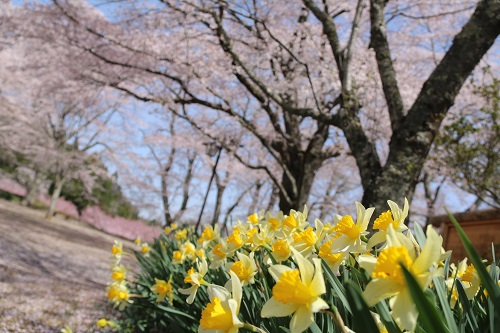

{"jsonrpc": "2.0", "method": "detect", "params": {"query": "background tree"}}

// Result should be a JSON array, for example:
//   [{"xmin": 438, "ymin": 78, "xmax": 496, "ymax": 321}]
[
  {"xmin": 433, "ymin": 77, "xmax": 499, "ymax": 209},
  {"xmin": 0, "ymin": 25, "xmax": 119, "ymax": 219},
  {"xmin": 5, "ymin": 0, "xmax": 499, "ymax": 226}
]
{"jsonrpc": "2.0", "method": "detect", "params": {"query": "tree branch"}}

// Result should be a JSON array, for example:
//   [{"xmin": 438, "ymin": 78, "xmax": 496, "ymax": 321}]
[{"xmin": 369, "ymin": 0, "xmax": 405, "ymax": 131}]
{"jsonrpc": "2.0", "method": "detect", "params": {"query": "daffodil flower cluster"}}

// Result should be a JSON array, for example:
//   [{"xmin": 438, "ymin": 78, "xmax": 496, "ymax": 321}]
[
  {"xmin": 101, "ymin": 199, "xmax": 499, "ymax": 333},
  {"xmin": 106, "ymin": 241, "xmax": 133, "ymax": 311}
]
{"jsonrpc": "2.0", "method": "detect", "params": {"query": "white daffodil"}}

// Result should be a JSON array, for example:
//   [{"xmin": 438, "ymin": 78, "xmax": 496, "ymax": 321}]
[
  {"xmin": 329, "ymin": 202, "xmax": 374, "ymax": 253},
  {"xmin": 198, "ymin": 225, "xmax": 219, "ymax": 248},
  {"xmin": 276, "ymin": 207, "xmax": 310, "ymax": 238},
  {"xmin": 199, "ymin": 271, "xmax": 244, "ymax": 333},
  {"xmin": 172, "ymin": 241, "xmax": 196, "ymax": 264},
  {"xmin": 291, "ymin": 227, "xmax": 318, "ymax": 258},
  {"xmin": 318, "ymin": 236, "xmax": 348, "ymax": 274},
  {"xmin": 209, "ymin": 241, "xmax": 228, "ymax": 269},
  {"xmin": 150, "ymin": 277, "xmax": 174, "ymax": 304},
  {"xmin": 446, "ymin": 258, "xmax": 480, "ymax": 307},
  {"xmin": 262, "ymin": 211, "xmax": 284, "ymax": 232},
  {"xmin": 179, "ymin": 258, "xmax": 209, "ymax": 304},
  {"xmin": 270, "ymin": 238, "xmax": 292, "ymax": 263},
  {"xmin": 227, "ymin": 252, "xmax": 258, "ymax": 286},
  {"xmin": 359, "ymin": 224, "xmax": 443, "ymax": 331},
  {"xmin": 261, "ymin": 248, "xmax": 329, "ymax": 333},
  {"xmin": 367, "ymin": 198, "xmax": 409, "ymax": 249}
]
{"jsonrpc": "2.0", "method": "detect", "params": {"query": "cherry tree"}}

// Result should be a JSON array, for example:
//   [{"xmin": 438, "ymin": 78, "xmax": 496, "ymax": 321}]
[
  {"xmin": 0, "ymin": 25, "xmax": 117, "ymax": 219},
  {"xmin": 12, "ymin": 0, "xmax": 500, "ymax": 222},
  {"xmin": 108, "ymin": 106, "xmax": 272, "ymax": 227}
]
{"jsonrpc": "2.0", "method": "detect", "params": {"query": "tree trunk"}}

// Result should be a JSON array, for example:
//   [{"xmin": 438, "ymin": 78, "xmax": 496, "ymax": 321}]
[
  {"xmin": 360, "ymin": 0, "xmax": 500, "ymax": 223},
  {"xmin": 22, "ymin": 171, "xmax": 43, "ymax": 207},
  {"xmin": 211, "ymin": 175, "xmax": 225, "ymax": 227},
  {"xmin": 278, "ymin": 153, "xmax": 325, "ymax": 213},
  {"xmin": 278, "ymin": 123, "xmax": 330, "ymax": 213},
  {"xmin": 46, "ymin": 176, "xmax": 65, "ymax": 220},
  {"xmin": 161, "ymin": 175, "xmax": 173, "ymax": 226}
]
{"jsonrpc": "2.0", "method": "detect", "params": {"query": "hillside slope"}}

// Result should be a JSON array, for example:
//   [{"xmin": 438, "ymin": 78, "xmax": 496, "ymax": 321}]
[{"xmin": 0, "ymin": 199, "xmax": 132, "ymax": 332}]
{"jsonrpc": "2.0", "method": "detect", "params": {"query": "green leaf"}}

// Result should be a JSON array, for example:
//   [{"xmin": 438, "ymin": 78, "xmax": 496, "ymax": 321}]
[
  {"xmin": 401, "ymin": 265, "xmax": 450, "ymax": 333},
  {"xmin": 432, "ymin": 277, "xmax": 459, "ymax": 333},
  {"xmin": 413, "ymin": 222, "xmax": 427, "ymax": 248},
  {"xmin": 445, "ymin": 208, "xmax": 500, "ymax": 307},
  {"xmin": 155, "ymin": 304, "xmax": 197, "ymax": 320},
  {"xmin": 309, "ymin": 322, "xmax": 323, "ymax": 333},
  {"xmin": 321, "ymin": 260, "xmax": 351, "ymax": 314},
  {"xmin": 455, "ymin": 280, "xmax": 479, "ymax": 332},
  {"xmin": 374, "ymin": 301, "xmax": 402, "ymax": 333},
  {"xmin": 345, "ymin": 281, "xmax": 379, "ymax": 333}
]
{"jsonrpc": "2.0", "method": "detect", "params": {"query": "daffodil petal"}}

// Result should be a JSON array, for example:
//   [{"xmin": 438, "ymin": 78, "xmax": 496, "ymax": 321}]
[
  {"xmin": 310, "ymin": 297, "xmax": 329, "ymax": 313},
  {"xmin": 227, "ymin": 299, "xmax": 244, "ymax": 327},
  {"xmin": 269, "ymin": 265, "xmax": 292, "ymax": 282},
  {"xmin": 366, "ymin": 231, "xmax": 386, "ymax": 249},
  {"xmin": 229, "ymin": 271, "xmax": 242, "ymax": 312},
  {"xmin": 329, "ymin": 235, "xmax": 351, "ymax": 253},
  {"xmin": 186, "ymin": 288, "xmax": 198, "ymax": 304},
  {"xmin": 261, "ymin": 296, "xmax": 299, "ymax": 318},
  {"xmin": 358, "ymin": 254, "xmax": 377, "ymax": 275},
  {"xmin": 385, "ymin": 224, "xmax": 402, "ymax": 248},
  {"xmin": 413, "ymin": 226, "xmax": 442, "ymax": 274},
  {"xmin": 363, "ymin": 278, "xmax": 400, "ymax": 306},
  {"xmin": 290, "ymin": 305, "xmax": 314, "ymax": 333},
  {"xmin": 310, "ymin": 258, "xmax": 326, "ymax": 295},
  {"xmin": 396, "ymin": 232, "xmax": 416, "ymax": 259},
  {"xmin": 356, "ymin": 202, "xmax": 374, "ymax": 231},
  {"xmin": 391, "ymin": 289, "xmax": 417, "ymax": 332},
  {"xmin": 291, "ymin": 248, "xmax": 314, "ymax": 285},
  {"xmin": 207, "ymin": 284, "xmax": 230, "ymax": 301}
]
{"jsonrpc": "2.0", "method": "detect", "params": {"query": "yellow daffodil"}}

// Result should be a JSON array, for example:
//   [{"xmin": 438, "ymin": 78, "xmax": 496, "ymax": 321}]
[
  {"xmin": 175, "ymin": 228, "xmax": 188, "ymax": 241},
  {"xmin": 226, "ymin": 228, "xmax": 244, "ymax": 252},
  {"xmin": 359, "ymin": 224, "xmax": 443, "ymax": 331},
  {"xmin": 330, "ymin": 202, "xmax": 374, "ymax": 253},
  {"xmin": 227, "ymin": 252, "xmax": 257, "ymax": 286},
  {"xmin": 209, "ymin": 241, "xmax": 228, "ymax": 269},
  {"xmin": 111, "ymin": 240, "xmax": 123, "ymax": 262},
  {"xmin": 446, "ymin": 258, "xmax": 480, "ymax": 307},
  {"xmin": 179, "ymin": 258, "xmax": 209, "ymax": 304},
  {"xmin": 248, "ymin": 224, "xmax": 274, "ymax": 250},
  {"xmin": 280, "ymin": 207, "xmax": 309, "ymax": 235},
  {"xmin": 247, "ymin": 212, "xmax": 261, "ymax": 224},
  {"xmin": 263, "ymin": 211, "xmax": 284, "ymax": 231},
  {"xmin": 172, "ymin": 241, "xmax": 196, "ymax": 264},
  {"xmin": 368, "ymin": 199, "xmax": 409, "ymax": 249},
  {"xmin": 199, "ymin": 271, "xmax": 244, "ymax": 333},
  {"xmin": 97, "ymin": 318, "xmax": 118, "ymax": 329},
  {"xmin": 61, "ymin": 325, "xmax": 72, "ymax": 333},
  {"xmin": 261, "ymin": 248, "xmax": 328, "ymax": 333},
  {"xmin": 134, "ymin": 236, "xmax": 141, "ymax": 246},
  {"xmin": 318, "ymin": 237, "xmax": 348, "ymax": 274},
  {"xmin": 96, "ymin": 318, "xmax": 108, "ymax": 328},
  {"xmin": 292, "ymin": 227, "xmax": 318, "ymax": 258},
  {"xmin": 198, "ymin": 225, "xmax": 219, "ymax": 247},
  {"xmin": 107, "ymin": 281, "xmax": 131, "ymax": 310},
  {"xmin": 111, "ymin": 264, "xmax": 127, "ymax": 282},
  {"xmin": 151, "ymin": 276, "xmax": 174, "ymax": 304},
  {"xmin": 141, "ymin": 243, "xmax": 150, "ymax": 256},
  {"xmin": 271, "ymin": 238, "xmax": 292, "ymax": 263}
]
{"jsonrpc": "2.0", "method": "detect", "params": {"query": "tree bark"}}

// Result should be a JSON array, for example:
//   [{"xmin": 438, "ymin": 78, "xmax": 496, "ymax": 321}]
[
  {"xmin": 211, "ymin": 174, "xmax": 225, "ymax": 227},
  {"xmin": 278, "ymin": 126, "xmax": 329, "ymax": 213},
  {"xmin": 22, "ymin": 171, "xmax": 43, "ymax": 207},
  {"xmin": 361, "ymin": 0, "xmax": 500, "ymax": 220},
  {"xmin": 46, "ymin": 176, "xmax": 65, "ymax": 220}
]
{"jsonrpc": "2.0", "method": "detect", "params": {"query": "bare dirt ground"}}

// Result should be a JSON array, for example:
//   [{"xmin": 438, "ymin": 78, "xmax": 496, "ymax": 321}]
[{"xmin": 0, "ymin": 199, "xmax": 134, "ymax": 333}]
